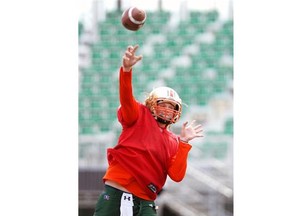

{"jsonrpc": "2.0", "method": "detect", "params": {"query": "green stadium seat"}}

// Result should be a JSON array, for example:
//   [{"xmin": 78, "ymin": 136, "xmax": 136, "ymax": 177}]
[
  {"xmin": 78, "ymin": 21, "xmax": 84, "ymax": 39},
  {"xmin": 224, "ymin": 118, "xmax": 233, "ymax": 135},
  {"xmin": 205, "ymin": 10, "xmax": 219, "ymax": 23}
]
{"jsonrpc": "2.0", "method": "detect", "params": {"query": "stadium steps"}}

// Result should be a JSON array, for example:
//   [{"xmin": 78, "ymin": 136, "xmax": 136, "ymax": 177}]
[{"xmin": 157, "ymin": 161, "xmax": 233, "ymax": 216}]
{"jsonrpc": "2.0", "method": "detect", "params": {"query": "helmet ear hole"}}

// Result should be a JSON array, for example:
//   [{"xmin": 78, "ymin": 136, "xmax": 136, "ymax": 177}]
[{"xmin": 175, "ymin": 104, "xmax": 179, "ymax": 111}]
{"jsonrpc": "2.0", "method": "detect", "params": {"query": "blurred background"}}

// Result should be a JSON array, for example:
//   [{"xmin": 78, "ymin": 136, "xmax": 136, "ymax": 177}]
[{"xmin": 78, "ymin": 0, "xmax": 233, "ymax": 215}]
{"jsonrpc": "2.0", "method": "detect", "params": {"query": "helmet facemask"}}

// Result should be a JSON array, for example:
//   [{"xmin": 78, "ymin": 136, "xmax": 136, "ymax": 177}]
[{"xmin": 154, "ymin": 101, "xmax": 181, "ymax": 124}]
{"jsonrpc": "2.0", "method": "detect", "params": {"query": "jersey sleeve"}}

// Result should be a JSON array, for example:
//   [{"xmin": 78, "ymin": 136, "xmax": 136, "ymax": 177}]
[
  {"xmin": 117, "ymin": 67, "xmax": 139, "ymax": 126},
  {"xmin": 167, "ymin": 141, "xmax": 192, "ymax": 182}
]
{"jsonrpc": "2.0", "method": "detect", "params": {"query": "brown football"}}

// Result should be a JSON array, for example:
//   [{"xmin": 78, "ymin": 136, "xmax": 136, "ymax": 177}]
[{"xmin": 121, "ymin": 7, "xmax": 146, "ymax": 31}]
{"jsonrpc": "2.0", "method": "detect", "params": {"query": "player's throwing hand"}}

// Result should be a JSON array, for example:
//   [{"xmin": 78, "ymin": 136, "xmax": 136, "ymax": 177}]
[{"xmin": 122, "ymin": 45, "xmax": 143, "ymax": 72}]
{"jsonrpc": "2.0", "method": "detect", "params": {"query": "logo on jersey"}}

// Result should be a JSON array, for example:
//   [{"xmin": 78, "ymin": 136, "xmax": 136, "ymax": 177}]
[{"xmin": 147, "ymin": 183, "xmax": 157, "ymax": 193}]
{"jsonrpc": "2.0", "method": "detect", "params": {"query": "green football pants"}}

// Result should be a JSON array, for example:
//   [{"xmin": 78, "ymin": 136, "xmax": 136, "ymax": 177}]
[{"xmin": 93, "ymin": 185, "xmax": 157, "ymax": 216}]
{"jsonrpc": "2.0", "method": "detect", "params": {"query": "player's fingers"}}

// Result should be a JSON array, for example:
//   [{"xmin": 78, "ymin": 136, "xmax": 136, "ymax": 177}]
[
  {"xmin": 195, "ymin": 128, "xmax": 203, "ymax": 134},
  {"xmin": 190, "ymin": 120, "xmax": 196, "ymax": 126},
  {"xmin": 132, "ymin": 44, "xmax": 139, "ymax": 53},
  {"xmin": 182, "ymin": 121, "xmax": 188, "ymax": 128},
  {"xmin": 127, "ymin": 45, "xmax": 133, "ymax": 51},
  {"xmin": 194, "ymin": 124, "xmax": 202, "ymax": 130},
  {"xmin": 122, "ymin": 56, "xmax": 130, "ymax": 62},
  {"xmin": 135, "ymin": 55, "xmax": 143, "ymax": 61},
  {"xmin": 125, "ymin": 50, "xmax": 132, "ymax": 57},
  {"xmin": 126, "ymin": 46, "xmax": 134, "ymax": 54}
]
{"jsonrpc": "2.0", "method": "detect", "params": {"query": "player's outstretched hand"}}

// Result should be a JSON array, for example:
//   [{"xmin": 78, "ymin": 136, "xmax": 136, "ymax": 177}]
[
  {"xmin": 122, "ymin": 45, "xmax": 143, "ymax": 72},
  {"xmin": 180, "ymin": 120, "xmax": 204, "ymax": 143}
]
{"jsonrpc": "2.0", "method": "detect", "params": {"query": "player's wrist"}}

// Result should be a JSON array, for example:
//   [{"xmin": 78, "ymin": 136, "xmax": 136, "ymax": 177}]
[
  {"xmin": 123, "ymin": 66, "xmax": 132, "ymax": 72},
  {"xmin": 179, "ymin": 137, "xmax": 189, "ymax": 143}
]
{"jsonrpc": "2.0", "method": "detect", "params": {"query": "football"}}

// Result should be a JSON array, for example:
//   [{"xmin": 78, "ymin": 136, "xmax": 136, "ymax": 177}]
[{"xmin": 121, "ymin": 7, "xmax": 146, "ymax": 31}]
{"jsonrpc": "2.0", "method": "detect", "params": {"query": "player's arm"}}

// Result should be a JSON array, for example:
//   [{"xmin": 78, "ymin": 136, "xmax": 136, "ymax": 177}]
[
  {"xmin": 118, "ymin": 45, "xmax": 143, "ymax": 126},
  {"xmin": 168, "ymin": 121, "xmax": 204, "ymax": 181},
  {"xmin": 167, "ymin": 141, "xmax": 192, "ymax": 182}
]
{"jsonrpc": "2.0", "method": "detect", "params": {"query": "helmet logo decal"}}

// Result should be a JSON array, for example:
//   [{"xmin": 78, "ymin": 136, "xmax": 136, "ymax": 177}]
[{"xmin": 168, "ymin": 89, "xmax": 174, "ymax": 97}]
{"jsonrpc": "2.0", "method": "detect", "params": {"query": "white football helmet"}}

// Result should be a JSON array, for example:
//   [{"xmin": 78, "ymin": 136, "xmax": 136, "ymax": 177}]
[{"xmin": 145, "ymin": 87, "xmax": 182, "ymax": 124}]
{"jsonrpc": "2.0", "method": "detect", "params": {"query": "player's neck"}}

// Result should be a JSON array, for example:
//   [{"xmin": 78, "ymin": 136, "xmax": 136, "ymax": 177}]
[{"xmin": 157, "ymin": 122, "xmax": 168, "ymax": 129}]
